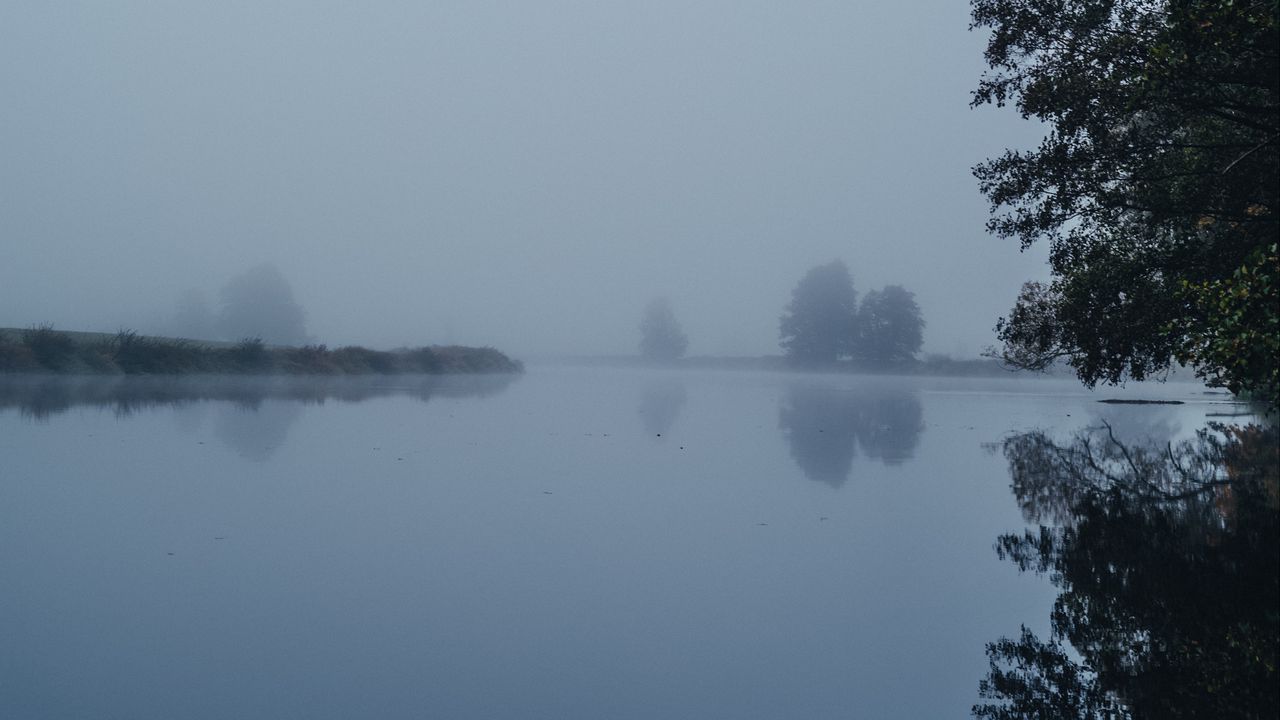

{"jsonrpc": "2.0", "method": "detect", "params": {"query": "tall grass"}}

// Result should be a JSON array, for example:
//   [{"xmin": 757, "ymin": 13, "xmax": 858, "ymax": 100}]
[{"xmin": 21, "ymin": 324, "xmax": 76, "ymax": 370}]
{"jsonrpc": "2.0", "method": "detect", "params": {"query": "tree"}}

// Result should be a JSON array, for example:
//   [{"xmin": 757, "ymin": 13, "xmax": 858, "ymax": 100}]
[
  {"xmin": 638, "ymin": 298, "xmax": 689, "ymax": 361},
  {"xmin": 779, "ymin": 260, "xmax": 858, "ymax": 364},
  {"xmin": 972, "ymin": 0, "xmax": 1278, "ymax": 405},
  {"xmin": 857, "ymin": 285, "xmax": 925, "ymax": 363},
  {"xmin": 217, "ymin": 264, "xmax": 309, "ymax": 346}
]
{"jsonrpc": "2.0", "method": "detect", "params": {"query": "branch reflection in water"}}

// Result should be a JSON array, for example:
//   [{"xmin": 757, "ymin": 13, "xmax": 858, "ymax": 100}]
[
  {"xmin": 0, "ymin": 374, "xmax": 519, "ymax": 461},
  {"xmin": 778, "ymin": 382, "xmax": 923, "ymax": 487},
  {"xmin": 976, "ymin": 423, "xmax": 1279, "ymax": 719}
]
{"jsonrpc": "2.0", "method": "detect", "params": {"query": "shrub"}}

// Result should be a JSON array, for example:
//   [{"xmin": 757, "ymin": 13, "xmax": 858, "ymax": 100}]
[
  {"xmin": 281, "ymin": 344, "xmax": 338, "ymax": 374},
  {"xmin": 78, "ymin": 339, "xmax": 118, "ymax": 372},
  {"xmin": 21, "ymin": 325, "xmax": 76, "ymax": 370},
  {"xmin": 0, "ymin": 336, "xmax": 39, "ymax": 372},
  {"xmin": 112, "ymin": 330, "xmax": 203, "ymax": 374},
  {"xmin": 401, "ymin": 347, "xmax": 442, "ymax": 373},
  {"xmin": 227, "ymin": 337, "xmax": 271, "ymax": 372},
  {"xmin": 331, "ymin": 346, "xmax": 396, "ymax": 374}
]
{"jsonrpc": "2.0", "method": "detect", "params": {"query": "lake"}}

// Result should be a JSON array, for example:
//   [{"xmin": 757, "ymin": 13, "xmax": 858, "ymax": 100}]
[{"xmin": 0, "ymin": 367, "xmax": 1259, "ymax": 718}]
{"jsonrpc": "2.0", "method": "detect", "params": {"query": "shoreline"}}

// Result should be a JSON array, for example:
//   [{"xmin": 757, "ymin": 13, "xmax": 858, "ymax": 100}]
[{"xmin": 0, "ymin": 327, "xmax": 523, "ymax": 376}]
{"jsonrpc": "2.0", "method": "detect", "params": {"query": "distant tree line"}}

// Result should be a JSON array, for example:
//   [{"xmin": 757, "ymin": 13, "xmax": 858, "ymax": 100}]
[
  {"xmin": 634, "ymin": 261, "xmax": 924, "ymax": 368},
  {"xmin": 0, "ymin": 326, "xmax": 521, "ymax": 375},
  {"xmin": 779, "ymin": 260, "xmax": 924, "ymax": 366}
]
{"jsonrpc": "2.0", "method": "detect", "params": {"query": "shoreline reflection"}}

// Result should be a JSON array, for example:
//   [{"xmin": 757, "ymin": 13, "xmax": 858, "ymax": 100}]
[
  {"xmin": 0, "ymin": 374, "xmax": 519, "ymax": 421},
  {"xmin": 638, "ymin": 378, "xmax": 688, "ymax": 438}
]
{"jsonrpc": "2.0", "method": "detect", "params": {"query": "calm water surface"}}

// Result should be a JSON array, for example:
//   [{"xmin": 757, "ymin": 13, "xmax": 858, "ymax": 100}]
[{"xmin": 0, "ymin": 367, "xmax": 1246, "ymax": 719}]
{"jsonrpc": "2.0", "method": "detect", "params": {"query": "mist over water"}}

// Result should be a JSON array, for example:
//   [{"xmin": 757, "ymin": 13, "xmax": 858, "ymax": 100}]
[
  {"xmin": 3, "ymin": 1, "xmax": 1268, "ymax": 717},
  {"xmin": 0, "ymin": 367, "xmax": 1239, "ymax": 719}
]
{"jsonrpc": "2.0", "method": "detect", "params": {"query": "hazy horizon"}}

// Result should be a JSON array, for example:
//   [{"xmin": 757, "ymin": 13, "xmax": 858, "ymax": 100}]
[{"xmin": 2, "ymin": 1, "xmax": 1050, "ymax": 359}]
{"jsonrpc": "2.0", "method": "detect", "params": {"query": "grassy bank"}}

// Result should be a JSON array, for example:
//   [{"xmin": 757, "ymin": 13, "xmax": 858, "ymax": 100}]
[{"xmin": 0, "ymin": 326, "xmax": 522, "ymax": 375}]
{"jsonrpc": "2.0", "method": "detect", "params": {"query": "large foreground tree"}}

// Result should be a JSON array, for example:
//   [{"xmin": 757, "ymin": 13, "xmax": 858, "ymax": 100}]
[{"xmin": 972, "ymin": 0, "xmax": 1278, "ymax": 405}]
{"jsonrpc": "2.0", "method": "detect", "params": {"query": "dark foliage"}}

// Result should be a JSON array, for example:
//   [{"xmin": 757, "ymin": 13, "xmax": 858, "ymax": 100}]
[
  {"xmin": 975, "ymin": 424, "xmax": 1280, "ymax": 719},
  {"xmin": 0, "ymin": 333, "xmax": 39, "ymax": 372},
  {"xmin": 279, "ymin": 344, "xmax": 340, "ymax": 374},
  {"xmin": 226, "ymin": 337, "xmax": 270, "ymax": 372},
  {"xmin": 972, "ymin": 0, "xmax": 1279, "ymax": 405},
  {"xmin": 112, "ymin": 330, "xmax": 205, "ymax": 374},
  {"xmin": 21, "ymin": 324, "xmax": 76, "ymax": 370},
  {"xmin": 330, "ymin": 345, "xmax": 397, "ymax": 374}
]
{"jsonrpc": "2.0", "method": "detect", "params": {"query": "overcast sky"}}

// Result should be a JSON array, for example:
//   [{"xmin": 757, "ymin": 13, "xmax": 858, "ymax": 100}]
[{"xmin": 1, "ymin": 0, "xmax": 1049, "ymax": 359}]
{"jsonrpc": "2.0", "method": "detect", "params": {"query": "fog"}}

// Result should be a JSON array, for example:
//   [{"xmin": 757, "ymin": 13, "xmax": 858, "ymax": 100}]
[{"xmin": 1, "ymin": 1, "xmax": 1048, "ymax": 359}]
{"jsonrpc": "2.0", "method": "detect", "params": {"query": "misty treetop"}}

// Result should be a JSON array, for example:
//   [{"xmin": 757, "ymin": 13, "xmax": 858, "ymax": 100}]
[
  {"xmin": 217, "ymin": 264, "xmax": 309, "ymax": 346},
  {"xmin": 779, "ymin": 260, "xmax": 859, "ymax": 364},
  {"xmin": 973, "ymin": 0, "xmax": 1278, "ymax": 405},
  {"xmin": 639, "ymin": 298, "xmax": 689, "ymax": 361},
  {"xmin": 858, "ymin": 285, "xmax": 925, "ymax": 364},
  {"xmin": 779, "ymin": 260, "xmax": 925, "ymax": 367},
  {"xmin": 161, "ymin": 263, "xmax": 310, "ymax": 346}
]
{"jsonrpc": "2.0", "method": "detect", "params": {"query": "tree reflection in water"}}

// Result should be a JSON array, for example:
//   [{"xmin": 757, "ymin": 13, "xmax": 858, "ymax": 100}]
[
  {"xmin": 637, "ymin": 379, "xmax": 687, "ymax": 438},
  {"xmin": 976, "ymin": 424, "xmax": 1279, "ymax": 719},
  {"xmin": 778, "ymin": 384, "xmax": 923, "ymax": 487},
  {"xmin": 214, "ymin": 400, "xmax": 305, "ymax": 462}
]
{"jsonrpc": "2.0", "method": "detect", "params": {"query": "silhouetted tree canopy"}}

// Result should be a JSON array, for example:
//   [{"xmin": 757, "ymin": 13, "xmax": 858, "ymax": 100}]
[
  {"xmin": 975, "ymin": 424, "xmax": 1279, "ymax": 719},
  {"xmin": 857, "ymin": 285, "xmax": 925, "ymax": 363},
  {"xmin": 217, "ymin": 264, "xmax": 309, "ymax": 346},
  {"xmin": 638, "ymin": 298, "xmax": 688, "ymax": 361},
  {"xmin": 972, "ymin": 0, "xmax": 1279, "ymax": 406},
  {"xmin": 779, "ymin": 260, "xmax": 858, "ymax": 364}
]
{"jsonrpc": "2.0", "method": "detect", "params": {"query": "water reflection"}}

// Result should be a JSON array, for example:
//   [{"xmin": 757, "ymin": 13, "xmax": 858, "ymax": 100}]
[
  {"xmin": 637, "ymin": 379, "xmax": 687, "ymax": 438},
  {"xmin": 778, "ymin": 383, "xmax": 923, "ymax": 486},
  {"xmin": 1, "ymin": 375, "xmax": 519, "ymax": 462},
  {"xmin": 214, "ymin": 401, "xmax": 305, "ymax": 461},
  {"xmin": 0, "ymin": 374, "xmax": 518, "ymax": 422},
  {"xmin": 976, "ymin": 424, "xmax": 1279, "ymax": 718}
]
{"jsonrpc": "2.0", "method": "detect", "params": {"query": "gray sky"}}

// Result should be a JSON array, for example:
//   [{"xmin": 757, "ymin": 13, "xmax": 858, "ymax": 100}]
[{"xmin": 1, "ymin": 0, "xmax": 1049, "ymax": 359}]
